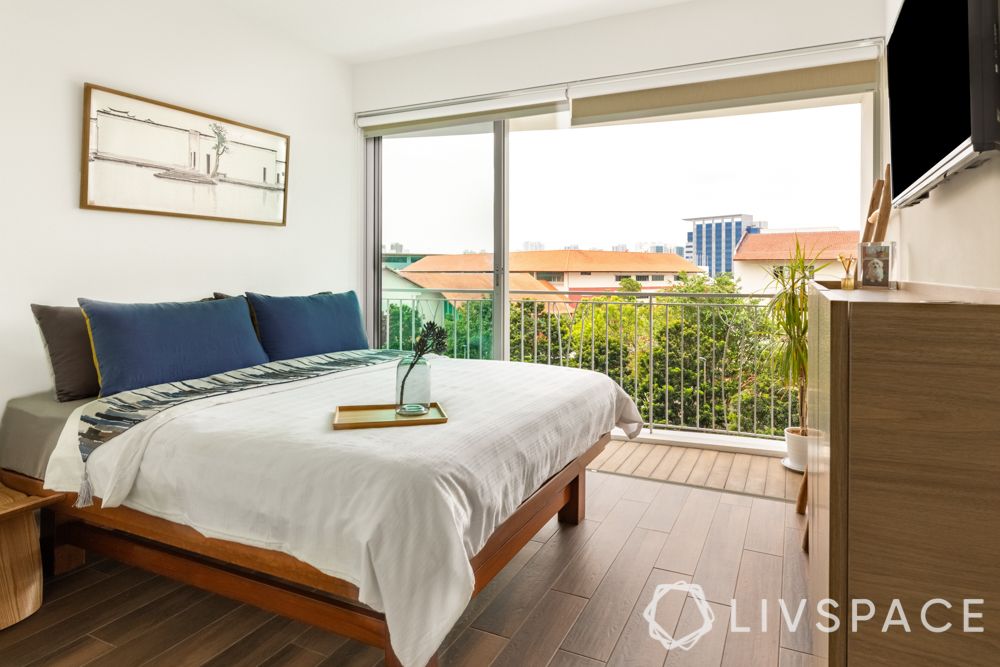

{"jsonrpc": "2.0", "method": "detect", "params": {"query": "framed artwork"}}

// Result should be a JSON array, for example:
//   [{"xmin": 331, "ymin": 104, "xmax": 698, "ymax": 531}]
[
  {"xmin": 858, "ymin": 242, "xmax": 894, "ymax": 289},
  {"xmin": 80, "ymin": 83, "xmax": 289, "ymax": 226}
]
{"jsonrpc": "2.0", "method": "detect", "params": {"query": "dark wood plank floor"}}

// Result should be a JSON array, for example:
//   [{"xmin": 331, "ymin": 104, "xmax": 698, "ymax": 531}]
[
  {"xmin": 589, "ymin": 443, "xmax": 803, "ymax": 502},
  {"xmin": 0, "ymin": 472, "xmax": 819, "ymax": 666}
]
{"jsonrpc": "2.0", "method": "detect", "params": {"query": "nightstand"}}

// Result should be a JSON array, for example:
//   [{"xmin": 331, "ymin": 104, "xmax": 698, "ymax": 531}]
[{"xmin": 0, "ymin": 483, "xmax": 64, "ymax": 629}]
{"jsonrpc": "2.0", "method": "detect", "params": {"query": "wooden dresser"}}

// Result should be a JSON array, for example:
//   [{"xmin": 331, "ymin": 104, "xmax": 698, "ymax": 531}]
[{"xmin": 807, "ymin": 281, "xmax": 1000, "ymax": 666}]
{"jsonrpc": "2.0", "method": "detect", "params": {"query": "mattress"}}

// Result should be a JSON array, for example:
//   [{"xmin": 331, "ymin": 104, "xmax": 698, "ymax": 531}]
[{"xmin": 0, "ymin": 392, "xmax": 89, "ymax": 479}]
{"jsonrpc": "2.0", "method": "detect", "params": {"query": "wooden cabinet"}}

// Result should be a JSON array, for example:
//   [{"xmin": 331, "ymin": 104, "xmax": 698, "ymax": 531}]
[{"xmin": 807, "ymin": 282, "xmax": 1000, "ymax": 666}]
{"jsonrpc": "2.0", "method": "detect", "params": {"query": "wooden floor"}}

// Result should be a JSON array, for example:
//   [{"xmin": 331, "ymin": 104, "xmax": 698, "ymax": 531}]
[
  {"xmin": 589, "ymin": 442, "xmax": 804, "ymax": 502},
  {"xmin": 0, "ymin": 472, "xmax": 820, "ymax": 667}
]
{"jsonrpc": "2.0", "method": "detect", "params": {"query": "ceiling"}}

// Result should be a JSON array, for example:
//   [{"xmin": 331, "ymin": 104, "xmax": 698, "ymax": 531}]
[{"xmin": 221, "ymin": 0, "xmax": 697, "ymax": 63}]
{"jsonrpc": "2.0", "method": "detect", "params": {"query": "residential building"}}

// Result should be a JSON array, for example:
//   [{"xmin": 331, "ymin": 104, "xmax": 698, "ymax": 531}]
[
  {"xmin": 382, "ymin": 252, "xmax": 430, "ymax": 270},
  {"xmin": 684, "ymin": 214, "xmax": 766, "ymax": 277},
  {"xmin": 732, "ymin": 230, "xmax": 859, "ymax": 292},
  {"xmin": 400, "ymin": 249, "xmax": 703, "ymax": 295},
  {"xmin": 382, "ymin": 266, "xmax": 570, "ymax": 320}
]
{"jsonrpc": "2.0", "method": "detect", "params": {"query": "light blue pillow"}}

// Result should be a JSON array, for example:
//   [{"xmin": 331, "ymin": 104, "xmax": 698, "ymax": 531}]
[
  {"xmin": 245, "ymin": 291, "xmax": 368, "ymax": 361},
  {"xmin": 80, "ymin": 297, "xmax": 268, "ymax": 396}
]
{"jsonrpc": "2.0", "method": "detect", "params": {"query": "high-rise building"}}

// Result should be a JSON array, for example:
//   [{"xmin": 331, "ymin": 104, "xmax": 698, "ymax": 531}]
[
  {"xmin": 611, "ymin": 243, "xmax": 629, "ymax": 252},
  {"xmin": 522, "ymin": 241, "xmax": 545, "ymax": 251},
  {"xmin": 683, "ymin": 214, "xmax": 766, "ymax": 277}
]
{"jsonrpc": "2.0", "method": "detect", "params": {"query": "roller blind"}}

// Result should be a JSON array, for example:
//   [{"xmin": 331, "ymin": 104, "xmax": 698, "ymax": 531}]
[
  {"xmin": 571, "ymin": 59, "xmax": 879, "ymax": 126},
  {"xmin": 358, "ymin": 89, "xmax": 568, "ymax": 137}
]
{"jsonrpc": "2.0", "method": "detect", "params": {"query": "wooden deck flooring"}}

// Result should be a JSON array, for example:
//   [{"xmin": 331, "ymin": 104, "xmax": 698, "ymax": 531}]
[
  {"xmin": 0, "ymin": 471, "xmax": 818, "ymax": 667},
  {"xmin": 589, "ymin": 442, "xmax": 804, "ymax": 502}
]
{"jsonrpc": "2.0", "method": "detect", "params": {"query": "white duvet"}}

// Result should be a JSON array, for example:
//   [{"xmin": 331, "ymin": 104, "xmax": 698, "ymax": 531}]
[{"xmin": 46, "ymin": 357, "xmax": 642, "ymax": 667}]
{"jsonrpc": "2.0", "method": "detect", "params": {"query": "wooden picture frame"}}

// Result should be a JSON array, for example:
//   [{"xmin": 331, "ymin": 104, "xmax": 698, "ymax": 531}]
[{"xmin": 80, "ymin": 83, "xmax": 289, "ymax": 226}]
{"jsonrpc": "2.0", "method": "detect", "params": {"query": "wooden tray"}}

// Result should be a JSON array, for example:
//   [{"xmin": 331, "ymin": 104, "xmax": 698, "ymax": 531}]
[{"xmin": 332, "ymin": 403, "xmax": 448, "ymax": 430}]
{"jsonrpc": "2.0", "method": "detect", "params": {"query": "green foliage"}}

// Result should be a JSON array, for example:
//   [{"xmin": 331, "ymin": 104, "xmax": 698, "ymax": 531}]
[
  {"xmin": 445, "ymin": 300, "xmax": 493, "ymax": 360},
  {"xmin": 618, "ymin": 277, "xmax": 642, "ymax": 293},
  {"xmin": 384, "ymin": 274, "xmax": 797, "ymax": 437},
  {"xmin": 383, "ymin": 303, "xmax": 423, "ymax": 351}
]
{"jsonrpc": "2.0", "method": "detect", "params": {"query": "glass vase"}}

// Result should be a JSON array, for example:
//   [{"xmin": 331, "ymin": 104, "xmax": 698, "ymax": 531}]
[{"xmin": 395, "ymin": 354, "xmax": 431, "ymax": 416}]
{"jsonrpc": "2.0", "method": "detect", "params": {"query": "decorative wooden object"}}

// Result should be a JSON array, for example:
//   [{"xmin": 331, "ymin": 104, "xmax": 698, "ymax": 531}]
[
  {"xmin": 871, "ymin": 163, "xmax": 893, "ymax": 243},
  {"xmin": 861, "ymin": 178, "xmax": 884, "ymax": 243},
  {"xmin": 0, "ymin": 433, "xmax": 609, "ymax": 665},
  {"xmin": 795, "ymin": 469, "xmax": 808, "ymax": 515},
  {"xmin": 807, "ymin": 281, "xmax": 1000, "ymax": 665},
  {"xmin": 333, "ymin": 403, "xmax": 448, "ymax": 430},
  {"xmin": 0, "ymin": 484, "xmax": 63, "ymax": 629}
]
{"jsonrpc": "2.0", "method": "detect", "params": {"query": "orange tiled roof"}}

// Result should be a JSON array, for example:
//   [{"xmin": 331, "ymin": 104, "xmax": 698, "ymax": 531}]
[
  {"xmin": 402, "ymin": 250, "xmax": 703, "ymax": 274},
  {"xmin": 395, "ymin": 271, "xmax": 571, "ymax": 312},
  {"xmin": 733, "ymin": 231, "xmax": 859, "ymax": 262}
]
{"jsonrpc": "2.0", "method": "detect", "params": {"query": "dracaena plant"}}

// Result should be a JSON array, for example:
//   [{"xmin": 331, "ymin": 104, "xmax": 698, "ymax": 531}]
[
  {"xmin": 767, "ymin": 236, "xmax": 829, "ymax": 434},
  {"xmin": 398, "ymin": 321, "xmax": 448, "ymax": 404}
]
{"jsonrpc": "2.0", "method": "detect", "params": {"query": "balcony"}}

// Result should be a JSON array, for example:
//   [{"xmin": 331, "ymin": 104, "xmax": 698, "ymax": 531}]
[{"xmin": 380, "ymin": 287, "xmax": 798, "ymax": 444}]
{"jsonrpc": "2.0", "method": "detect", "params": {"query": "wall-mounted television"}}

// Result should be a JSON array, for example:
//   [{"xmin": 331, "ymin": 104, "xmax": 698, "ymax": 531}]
[{"xmin": 887, "ymin": 0, "xmax": 1000, "ymax": 207}]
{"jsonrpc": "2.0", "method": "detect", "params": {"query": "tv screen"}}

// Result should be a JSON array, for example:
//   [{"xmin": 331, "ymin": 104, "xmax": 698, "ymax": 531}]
[
  {"xmin": 888, "ymin": 0, "xmax": 1000, "ymax": 204},
  {"xmin": 887, "ymin": 2, "xmax": 972, "ymax": 200}
]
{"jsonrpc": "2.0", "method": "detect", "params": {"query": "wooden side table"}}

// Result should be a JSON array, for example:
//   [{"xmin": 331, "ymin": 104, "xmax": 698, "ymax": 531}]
[{"xmin": 0, "ymin": 483, "xmax": 64, "ymax": 629}]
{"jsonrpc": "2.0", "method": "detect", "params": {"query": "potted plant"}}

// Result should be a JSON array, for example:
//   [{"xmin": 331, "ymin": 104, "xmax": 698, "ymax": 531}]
[
  {"xmin": 396, "ymin": 321, "xmax": 448, "ymax": 416},
  {"xmin": 768, "ymin": 237, "xmax": 828, "ymax": 471}
]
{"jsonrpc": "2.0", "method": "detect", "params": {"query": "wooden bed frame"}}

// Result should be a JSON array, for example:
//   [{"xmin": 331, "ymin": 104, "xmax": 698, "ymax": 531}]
[{"xmin": 0, "ymin": 433, "xmax": 609, "ymax": 667}]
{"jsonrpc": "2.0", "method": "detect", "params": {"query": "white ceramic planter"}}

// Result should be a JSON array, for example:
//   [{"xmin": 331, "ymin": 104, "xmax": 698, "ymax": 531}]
[{"xmin": 783, "ymin": 427, "xmax": 809, "ymax": 472}]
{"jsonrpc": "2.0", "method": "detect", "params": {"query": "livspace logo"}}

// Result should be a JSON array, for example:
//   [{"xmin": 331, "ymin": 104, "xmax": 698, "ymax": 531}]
[
  {"xmin": 643, "ymin": 581, "xmax": 714, "ymax": 651},
  {"xmin": 730, "ymin": 598, "xmax": 985, "ymax": 635},
  {"xmin": 644, "ymin": 587, "xmax": 985, "ymax": 651}
]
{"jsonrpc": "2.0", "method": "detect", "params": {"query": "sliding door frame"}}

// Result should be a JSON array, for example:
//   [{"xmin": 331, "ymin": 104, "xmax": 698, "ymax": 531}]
[
  {"xmin": 363, "ymin": 123, "xmax": 510, "ymax": 359},
  {"xmin": 492, "ymin": 119, "xmax": 510, "ymax": 361},
  {"xmin": 363, "ymin": 137, "xmax": 382, "ymax": 342}
]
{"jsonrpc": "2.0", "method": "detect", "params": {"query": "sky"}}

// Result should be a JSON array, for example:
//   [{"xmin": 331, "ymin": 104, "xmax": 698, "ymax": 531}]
[{"xmin": 381, "ymin": 103, "xmax": 863, "ymax": 255}]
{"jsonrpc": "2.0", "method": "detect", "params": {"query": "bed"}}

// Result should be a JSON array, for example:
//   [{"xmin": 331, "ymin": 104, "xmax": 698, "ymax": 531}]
[{"xmin": 0, "ymin": 353, "xmax": 642, "ymax": 667}]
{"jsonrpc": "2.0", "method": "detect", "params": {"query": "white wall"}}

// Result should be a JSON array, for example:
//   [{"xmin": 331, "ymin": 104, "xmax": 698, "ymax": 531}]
[
  {"xmin": 882, "ymin": 0, "xmax": 1000, "ymax": 289},
  {"xmin": 353, "ymin": 0, "xmax": 885, "ymax": 111},
  {"xmin": 0, "ymin": 1, "xmax": 358, "ymax": 409},
  {"xmin": 733, "ymin": 261, "xmax": 843, "ymax": 294}
]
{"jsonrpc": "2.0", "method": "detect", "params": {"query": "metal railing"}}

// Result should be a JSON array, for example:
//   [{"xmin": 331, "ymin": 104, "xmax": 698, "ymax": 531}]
[{"xmin": 380, "ymin": 287, "xmax": 797, "ymax": 439}]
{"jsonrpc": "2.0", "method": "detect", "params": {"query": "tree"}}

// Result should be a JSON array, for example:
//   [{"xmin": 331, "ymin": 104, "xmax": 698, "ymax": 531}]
[
  {"xmin": 209, "ymin": 123, "xmax": 230, "ymax": 177},
  {"xmin": 509, "ymin": 299, "xmax": 571, "ymax": 365},
  {"xmin": 383, "ymin": 273, "xmax": 793, "ymax": 437},
  {"xmin": 446, "ymin": 300, "xmax": 493, "ymax": 360},
  {"xmin": 618, "ymin": 277, "xmax": 642, "ymax": 293},
  {"xmin": 382, "ymin": 303, "xmax": 423, "ymax": 351}
]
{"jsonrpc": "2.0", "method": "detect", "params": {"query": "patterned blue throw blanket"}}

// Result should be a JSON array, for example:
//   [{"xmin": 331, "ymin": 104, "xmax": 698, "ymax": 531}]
[{"xmin": 74, "ymin": 348, "xmax": 405, "ymax": 506}]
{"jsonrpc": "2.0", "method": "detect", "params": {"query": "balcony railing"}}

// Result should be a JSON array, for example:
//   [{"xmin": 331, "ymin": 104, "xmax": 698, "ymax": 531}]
[{"xmin": 380, "ymin": 288, "xmax": 798, "ymax": 439}]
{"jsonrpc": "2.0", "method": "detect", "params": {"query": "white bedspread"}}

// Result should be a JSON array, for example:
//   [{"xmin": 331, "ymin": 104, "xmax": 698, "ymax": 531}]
[{"xmin": 45, "ymin": 357, "xmax": 642, "ymax": 667}]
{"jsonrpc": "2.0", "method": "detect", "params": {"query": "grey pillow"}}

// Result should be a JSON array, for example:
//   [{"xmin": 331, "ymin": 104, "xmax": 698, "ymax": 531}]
[{"xmin": 31, "ymin": 304, "xmax": 100, "ymax": 402}]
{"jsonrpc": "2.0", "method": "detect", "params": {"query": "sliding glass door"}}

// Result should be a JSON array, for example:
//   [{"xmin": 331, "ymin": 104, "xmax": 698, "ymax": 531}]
[
  {"xmin": 371, "ymin": 121, "xmax": 507, "ymax": 360},
  {"xmin": 365, "ymin": 97, "xmax": 869, "ymax": 439}
]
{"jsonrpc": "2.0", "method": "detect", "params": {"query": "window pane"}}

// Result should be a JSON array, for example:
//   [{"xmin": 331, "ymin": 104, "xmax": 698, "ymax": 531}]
[{"xmin": 380, "ymin": 123, "xmax": 495, "ymax": 359}]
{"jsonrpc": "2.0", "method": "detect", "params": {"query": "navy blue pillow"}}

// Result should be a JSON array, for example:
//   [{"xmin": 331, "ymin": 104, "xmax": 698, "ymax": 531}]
[
  {"xmin": 245, "ymin": 291, "xmax": 369, "ymax": 361},
  {"xmin": 79, "ymin": 297, "xmax": 268, "ymax": 396}
]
